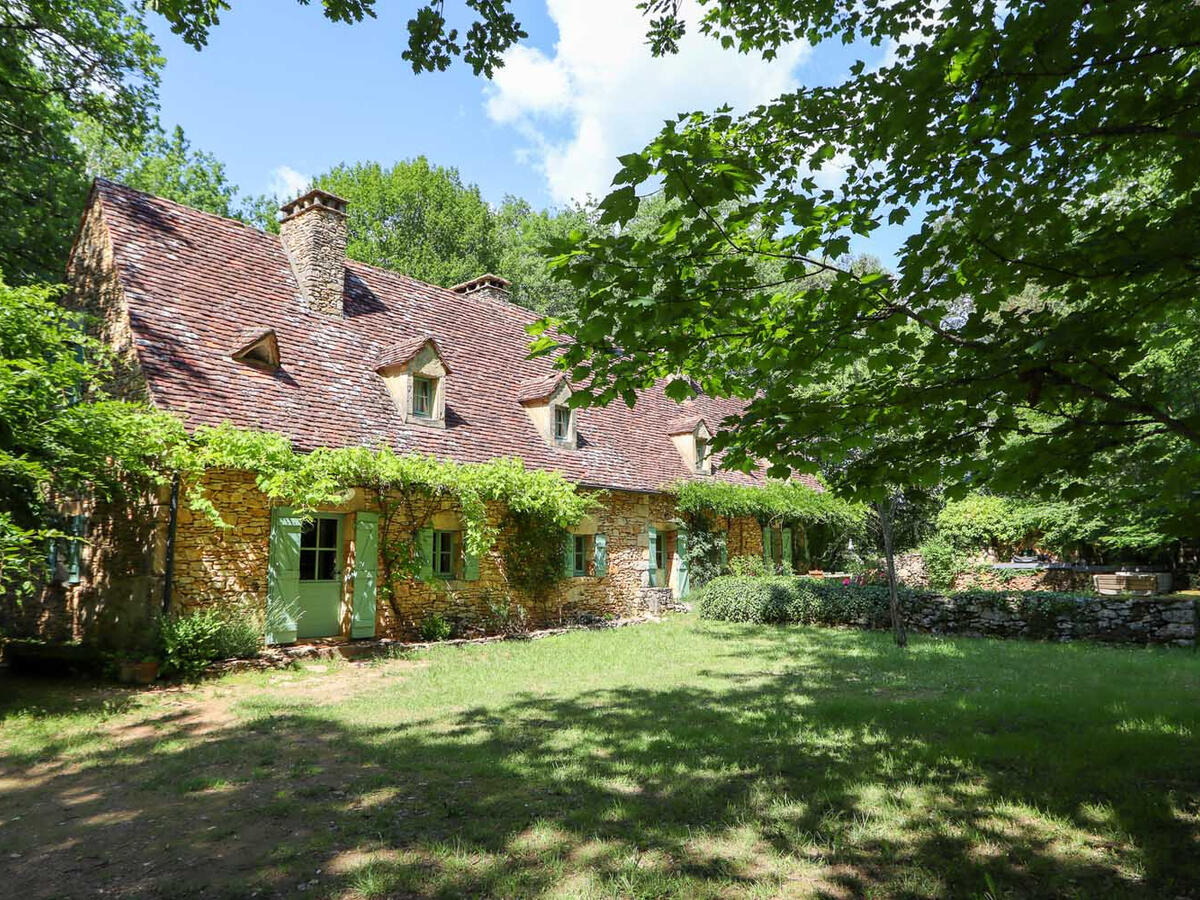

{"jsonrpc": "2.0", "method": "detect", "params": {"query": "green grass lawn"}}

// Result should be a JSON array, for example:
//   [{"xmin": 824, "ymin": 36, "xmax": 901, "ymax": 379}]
[{"xmin": 1, "ymin": 616, "xmax": 1197, "ymax": 899}]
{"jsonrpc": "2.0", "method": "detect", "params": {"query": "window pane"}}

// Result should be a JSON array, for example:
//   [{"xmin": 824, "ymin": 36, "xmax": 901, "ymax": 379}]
[
  {"xmin": 414, "ymin": 378, "xmax": 432, "ymax": 416},
  {"xmin": 434, "ymin": 531, "xmax": 453, "ymax": 575},
  {"xmin": 299, "ymin": 548, "xmax": 316, "ymax": 581},
  {"xmin": 317, "ymin": 548, "xmax": 337, "ymax": 581},
  {"xmin": 300, "ymin": 519, "xmax": 317, "ymax": 549},
  {"xmin": 318, "ymin": 517, "xmax": 337, "ymax": 548}
]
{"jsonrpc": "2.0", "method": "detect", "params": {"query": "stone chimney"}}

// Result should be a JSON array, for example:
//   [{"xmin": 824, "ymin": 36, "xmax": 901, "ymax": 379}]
[
  {"xmin": 449, "ymin": 273, "xmax": 512, "ymax": 304},
  {"xmin": 279, "ymin": 188, "xmax": 348, "ymax": 316}
]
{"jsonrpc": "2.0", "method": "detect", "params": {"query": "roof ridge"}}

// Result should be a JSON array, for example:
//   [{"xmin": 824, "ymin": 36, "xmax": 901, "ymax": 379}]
[
  {"xmin": 95, "ymin": 177, "xmax": 262, "ymax": 233},
  {"xmin": 98, "ymin": 178, "xmax": 548, "ymax": 326}
]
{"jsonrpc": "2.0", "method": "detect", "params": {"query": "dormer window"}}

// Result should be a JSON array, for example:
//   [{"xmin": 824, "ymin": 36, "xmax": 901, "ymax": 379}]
[
  {"xmin": 375, "ymin": 336, "xmax": 451, "ymax": 428},
  {"xmin": 231, "ymin": 327, "xmax": 280, "ymax": 369},
  {"xmin": 413, "ymin": 376, "xmax": 434, "ymax": 419},
  {"xmin": 668, "ymin": 415, "xmax": 714, "ymax": 475},
  {"xmin": 519, "ymin": 373, "xmax": 577, "ymax": 449},
  {"xmin": 554, "ymin": 405, "xmax": 571, "ymax": 442}
]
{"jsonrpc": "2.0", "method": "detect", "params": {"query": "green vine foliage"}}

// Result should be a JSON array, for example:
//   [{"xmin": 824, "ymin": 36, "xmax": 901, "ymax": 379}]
[
  {"xmin": 501, "ymin": 511, "xmax": 570, "ymax": 598},
  {"xmin": 674, "ymin": 478, "xmax": 867, "ymax": 579},
  {"xmin": 172, "ymin": 424, "xmax": 595, "ymax": 611},
  {"xmin": 679, "ymin": 518, "xmax": 726, "ymax": 589},
  {"xmin": 673, "ymin": 479, "xmax": 864, "ymax": 529}
]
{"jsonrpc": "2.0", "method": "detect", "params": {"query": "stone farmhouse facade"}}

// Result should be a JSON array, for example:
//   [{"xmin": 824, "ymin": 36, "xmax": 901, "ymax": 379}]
[{"xmin": 31, "ymin": 180, "xmax": 817, "ymax": 647}]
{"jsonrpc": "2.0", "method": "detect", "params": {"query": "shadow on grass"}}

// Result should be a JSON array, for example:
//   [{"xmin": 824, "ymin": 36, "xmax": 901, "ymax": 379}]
[{"xmin": 0, "ymin": 627, "xmax": 1196, "ymax": 899}]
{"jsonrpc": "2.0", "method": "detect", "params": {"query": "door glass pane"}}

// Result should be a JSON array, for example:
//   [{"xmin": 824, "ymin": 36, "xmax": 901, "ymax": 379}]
[
  {"xmin": 317, "ymin": 548, "xmax": 337, "ymax": 581},
  {"xmin": 299, "ymin": 548, "xmax": 316, "ymax": 581},
  {"xmin": 318, "ymin": 517, "xmax": 337, "ymax": 549},
  {"xmin": 300, "ymin": 519, "xmax": 317, "ymax": 549}
]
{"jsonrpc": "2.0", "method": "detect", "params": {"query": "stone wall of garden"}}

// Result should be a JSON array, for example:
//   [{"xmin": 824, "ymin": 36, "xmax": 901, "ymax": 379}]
[
  {"xmin": 895, "ymin": 552, "xmax": 1108, "ymax": 593},
  {"xmin": 696, "ymin": 576, "xmax": 1196, "ymax": 647},
  {"xmin": 905, "ymin": 590, "xmax": 1196, "ymax": 647}
]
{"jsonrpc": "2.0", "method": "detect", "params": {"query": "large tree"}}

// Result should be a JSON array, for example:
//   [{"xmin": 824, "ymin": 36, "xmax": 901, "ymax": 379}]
[
  {"xmin": 315, "ymin": 158, "xmax": 502, "ymax": 287},
  {"xmin": 77, "ymin": 120, "xmax": 243, "ymax": 218},
  {"xmin": 0, "ymin": 0, "xmax": 161, "ymax": 281},
  {"xmin": 0, "ymin": 276, "xmax": 181, "ymax": 599},
  {"xmin": 530, "ymin": 1, "xmax": 1199, "ymax": 546}
]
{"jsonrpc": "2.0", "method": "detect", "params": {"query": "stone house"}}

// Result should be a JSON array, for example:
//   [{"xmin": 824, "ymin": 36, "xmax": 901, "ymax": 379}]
[{"xmin": 34, "ymin": 180, "xmax": 816, "ymax": 646}]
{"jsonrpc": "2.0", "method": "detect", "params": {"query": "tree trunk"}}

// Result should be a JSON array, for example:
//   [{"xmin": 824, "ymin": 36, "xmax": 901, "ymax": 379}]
[{"xmin": 876, "ymin": 496, "xmax": 908, "ymax": 648}]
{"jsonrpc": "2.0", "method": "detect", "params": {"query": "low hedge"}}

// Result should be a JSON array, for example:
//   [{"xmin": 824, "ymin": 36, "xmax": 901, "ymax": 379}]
[
  {"xmin": 695, "ymin": 577, "xmax": 898, "ymax": 627},
  {"xmin": 694, "ymin": 576, "xmax": 1092, "ymax": 631}
]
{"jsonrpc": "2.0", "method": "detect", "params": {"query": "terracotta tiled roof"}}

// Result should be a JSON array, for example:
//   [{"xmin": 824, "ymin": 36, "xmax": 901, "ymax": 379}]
[{"xmin": 86, "ymin": 180, "xmax": 821, "ymax": 494}]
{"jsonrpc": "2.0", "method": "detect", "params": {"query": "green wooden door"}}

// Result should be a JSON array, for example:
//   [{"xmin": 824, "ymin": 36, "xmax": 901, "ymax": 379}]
[
  {"xmin": 675, "ymin": 528, "xmax": 690, "ymax": 598},
  {"xmin": 352, "ymin": 513, "xmax": 378, "ymax": 639},
  {"xmin": 297, "ymin": 514, "xmax": 343, "ymax": 639}
]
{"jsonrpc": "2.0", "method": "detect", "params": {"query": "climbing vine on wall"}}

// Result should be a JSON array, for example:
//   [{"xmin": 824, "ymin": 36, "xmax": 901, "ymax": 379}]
[
  {"xmin": 673, "ymin": 479, "xmax": 867, "ymax": 577},
  {"xmin": 169, "ymin": 423, "xmax": 594, "ymax": 615}
]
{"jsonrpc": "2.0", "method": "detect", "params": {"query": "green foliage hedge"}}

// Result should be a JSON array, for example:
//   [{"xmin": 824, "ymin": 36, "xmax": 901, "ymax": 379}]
[
  {"xmin": 695, "ymin": 576, "xmax": 1092, "ymax": 637},
  {"xmin": 696, "ymin": 577, "xmax": 895, "ymax": 627}
]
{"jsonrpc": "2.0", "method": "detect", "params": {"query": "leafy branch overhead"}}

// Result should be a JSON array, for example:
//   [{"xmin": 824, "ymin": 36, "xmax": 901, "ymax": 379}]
[{"xmin": 534, "ymin": 0, "xmax": 1200, "ymax": 543}]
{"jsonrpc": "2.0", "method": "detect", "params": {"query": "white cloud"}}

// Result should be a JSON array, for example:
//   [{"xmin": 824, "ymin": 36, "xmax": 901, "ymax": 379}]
[
  {"xmin": 267, "ymin": 164, "xmax": 310, "ymax": 200},
  {"xmin": 483, "ymin": 0, "xmax": 810, "ymax": 204}
]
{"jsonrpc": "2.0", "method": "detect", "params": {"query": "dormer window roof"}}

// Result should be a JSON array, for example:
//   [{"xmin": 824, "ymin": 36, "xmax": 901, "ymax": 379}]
[
  {"xmin": 375, "ymin": 335, "xmax": 450, "ymax": 427},
  {"xmin": 517, "ymin": 373, "xmax": 567, "ymax": 404},
  {"xmin": 231, "ymin": 327, "xmax": 280, "ymax": 368},
  {"xmin": 375, "ymin": 335, "xmax": 452, "ymax": 376}
]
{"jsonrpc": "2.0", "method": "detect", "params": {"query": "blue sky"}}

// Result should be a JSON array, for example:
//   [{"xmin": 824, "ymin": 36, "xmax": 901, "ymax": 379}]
[{"xmin": 148, "ymin": 1, "xmax": 911, "ymax": 263}]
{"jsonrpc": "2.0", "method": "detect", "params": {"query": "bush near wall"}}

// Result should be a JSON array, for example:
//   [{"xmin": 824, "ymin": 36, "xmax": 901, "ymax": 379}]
[{"xmin": 695, "ymin": 577, "xmax": 1196, "ymax": 646}]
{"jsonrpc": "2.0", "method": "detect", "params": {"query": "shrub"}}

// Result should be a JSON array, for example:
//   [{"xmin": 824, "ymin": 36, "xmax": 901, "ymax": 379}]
[
  {"xmin": 418, "ymin": 612, "xmax": 454, "ymax": 641},
  {"xmin": 728, "ymin": 554, "xmax": 767, "ymax": 578},
  {"xmin": 159, "ymin": 602, "xmax": 262, "ymax": 678},
  {"xmin": 695, "ymin": 576, "xmax": 898, "ymax": 628},
  {"xmin": 918, "ymin": 536, "xmax": 963, "ymax": 589}
]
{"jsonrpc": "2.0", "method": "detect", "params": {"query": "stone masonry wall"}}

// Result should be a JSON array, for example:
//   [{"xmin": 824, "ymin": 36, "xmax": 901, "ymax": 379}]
[
  {"xmin": 171, "ymin": 471, "xmax": 766, "ymax": 641},
  {"xmin": 904, "ymin": 591, "xmax": 1196, "ymax": 647},
  {"xmin": 895, "ymin": 552, "xmax": 1100, "ymax": 593}
]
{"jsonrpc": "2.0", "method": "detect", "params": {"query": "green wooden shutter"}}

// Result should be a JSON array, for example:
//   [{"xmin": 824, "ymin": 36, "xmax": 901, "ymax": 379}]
[
  {"xmin": 463, "ymin": 539, "xmax": 480, "ymax": 581},
  {"xmin": 593, "ymin": 533, "xmax": 607, "ymax": 577},
  {"xmin": 267, "ymin": 507, "xmax": 301, "ymax": 644},
  {"xmin": 417, "ymin": 527, "xmax": 434, "ymax": 580},
  {"xmin": 564, "ymin": 533, "xmax": 575, "ymax": 577},
  {"xmin": 761, "ymin": 524, "xmax": 772, "ymax": 569},
  {"xmin": 352, "ymin": 513, "xmax": 379, "ymax": 638},
  {"xmin": 647, "ymin": 526, "xmax": 658, "ymax": 587},
  {"xmin": 676, "ymin": 528, "xmax": 690, "ymax": 597},
  {"xmin": 782, "ymin": 527, "xmax": 793, "ymax": 574}
]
